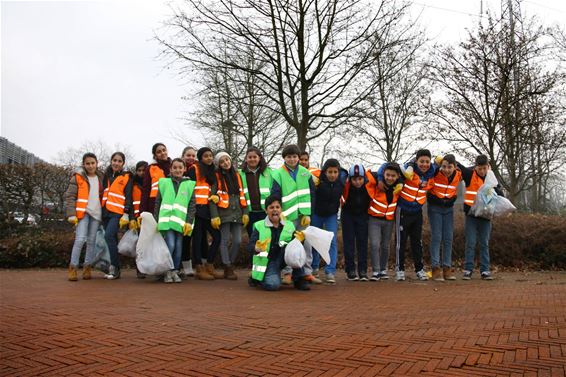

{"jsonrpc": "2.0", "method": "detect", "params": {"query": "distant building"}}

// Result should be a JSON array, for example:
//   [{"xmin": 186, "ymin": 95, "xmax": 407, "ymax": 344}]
[{"xmin": 0, "ymin": 137, "xmax": 45, "ymax": 165}]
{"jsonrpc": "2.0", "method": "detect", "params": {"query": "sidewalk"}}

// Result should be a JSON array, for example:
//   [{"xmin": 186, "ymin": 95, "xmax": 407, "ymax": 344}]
[{"xmin": 1, "ymin": 269, "xmax": 565, "ymax": 376}]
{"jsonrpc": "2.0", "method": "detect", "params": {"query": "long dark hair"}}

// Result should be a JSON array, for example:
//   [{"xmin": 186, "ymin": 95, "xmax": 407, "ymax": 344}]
[
  {"xmin": 104, "ymin": 151, "xmax": 126, "ymax": 180},
  {"xmin": 241, "ymin": 146, "xmax": 268, "ymax": 174},
  {"xmin": 196, "ymin": 149, "xmax": 216, "ymax": 186}
]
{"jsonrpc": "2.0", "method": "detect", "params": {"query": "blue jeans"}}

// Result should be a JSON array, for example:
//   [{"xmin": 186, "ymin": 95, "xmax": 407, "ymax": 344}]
[
  {"xmin": 164, "ymin": 230, "xmax": 184, "ymax": 270},
  {"xmin": 262, "ymin": 250, "xmax": 305, "ymax": 291},
  {"xmin": 464, "ymin": 215, "xmax": 492, "ymax": 273},
  {"xmin": 311, "ymin": 213, "xmax": 338, "ymax": 275},
  {"xmin": 428, "ymin": 204, "xmax": 454, "ymax": 268},
  {"xmin": 103, "ymin": 213, "xmax": 121, "ymax": 268},
  {"xmin": 70, "ymin": 213, "xmax": 100, "ymax": 267}
]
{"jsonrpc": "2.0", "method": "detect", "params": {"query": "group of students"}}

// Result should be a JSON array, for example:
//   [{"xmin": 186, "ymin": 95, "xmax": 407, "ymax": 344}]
[{"xmin": 65, "ymin": 142, "xmax": 500, "ymax": 290}]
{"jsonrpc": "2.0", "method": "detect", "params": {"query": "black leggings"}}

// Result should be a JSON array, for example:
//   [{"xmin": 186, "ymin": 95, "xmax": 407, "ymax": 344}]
[{"xmin": 191, "ymin": 216, "xmax": 220, "ymax": 265}]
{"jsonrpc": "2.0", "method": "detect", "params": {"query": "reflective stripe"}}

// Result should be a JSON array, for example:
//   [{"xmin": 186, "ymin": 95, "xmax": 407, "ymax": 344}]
[
  {"xmin": 298, "ymin": 202, "xmax": 311, "ymax": 209},
  {"xmin": 76, "ymin": 208, "xmax": 86, "ymax": 212},
  {"xmin": 161, "ymin": 204, "xmax": 173, "ymax": 210},
  {"xmin": 259, "ymin": 188, "xmax": 271, "ymax": 194},
  {"xmin": 195, "ymin": 195, "xmax": 209, "ymax": 199},
  {"xmin": 108, "ymin": 192, "xmax": 126, "ymax": 200},
  {"xmin": 467, "ymin": 191, "xmax": 477, "ymax": 195},
  {"xmin": 132, "ymin": 201, "xmax": 141, "ymax": 205},
  {"xmin": 106, "ymin": 201, "xmax": 125, "ymax": 209},
  {"xmin": 403, "ymin": 184, "xmax": 419, "ymax": 192},
  {"xmin": 173, "ymin": 203, "xmax": 187, "ymax": 214},
  {"xmin": 194, "ymin": 186, "xmax": 210, "ymax": 190},
  {"xmin": 257, "ymin": 252, "xmax": 269, "ymax": 258},
  {"xmin": 151, "ymin": 181, "xmax": 159, "ymax": 187},
  {"xmin": 170, "ymin": 215, "xmax": 185, "ymax": 226},
  {"xmin": 282, "ymin": 204, "xmax": 299, "ymax": 217},
  {"xmin": 76, "ymin": 199, "xmax": 88, "ymax": 203},
  {"xmin": 434, "ymin": 183, "xmax": 456, "ymax": 189},
  {"xmin": 252, "ymin": 265, "xmax": 267, "ymax": 273}
]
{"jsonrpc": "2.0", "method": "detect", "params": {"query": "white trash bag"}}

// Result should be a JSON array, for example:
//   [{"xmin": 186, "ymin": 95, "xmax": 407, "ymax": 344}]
[
  {"xmin": 284, "ymin": 239, "xmax": 307, "ymax": 268},
  {"xmin": 92, "ymin": 226, "xmax": 111, "ymax": 273},
  {"xmin": 302, "ymin": 226, "xmax": 333, "ymax": 264},
  {"xmin": 469, "ymin": 171, "xmax": 516, "ymax": 219},
  {"xmin": 118, "ymin": 229, "xmax": 138, "ymax": 258},
  {"xmin": 136, "ymin": 212, "xmax": 174, "ymax": 275}
]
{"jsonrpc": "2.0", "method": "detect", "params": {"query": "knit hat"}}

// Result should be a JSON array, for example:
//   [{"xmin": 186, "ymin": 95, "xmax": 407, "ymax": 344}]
[
  {"xmin": 416, "ymin": 149, "xmax": 432, "ymax": 159},
  {"xmin": 214, "ymin": 151, "xmax": 231, "ymax": 168},
  {"xmin": 348, "ymin": 164, "xmax": 365, "ymax": 178},
  {"xmin": 197, "ymin": 147, "xmax": 212, "ymax": 161}
]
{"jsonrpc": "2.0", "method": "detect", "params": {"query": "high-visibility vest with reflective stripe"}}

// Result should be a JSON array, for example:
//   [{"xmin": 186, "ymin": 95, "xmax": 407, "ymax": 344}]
[
  {"xmin": 132, "ymin": 184, "xmax": 142, "ymax": 218},
  {"xmin": 308, "ymin": 167, "xmax": 321, "ymax": 178},
  {"xmin": 157, "ymin": 178, "xmax": 196, "ymax": 234},
  {"xmin": 75, "ymin": 174, "xmax": 90, "ymax": 219},
  {"xmin": 365, "ymin": 171, "xmax": 398, "ymax": 220},
  {"xmin": 399, "ymin": 173, "xmax": 430, "ymax": 205},
  {"xmin": 239, "ymin": 168, "xmax": 273, "ymax": 211},
  {"xmin": 149, "ymin": 165, "xmax": 165, "ymax": 198},
  {"xmin": 102, "ymin": 174, "xmax": 130, "ymax": 215},
  {"xmin": 251, "ymin": 220, "xmax": 296, "ymax": 282},
  {"xmin": 430, "ymin": 170, "xmax": 462, "ymax": 200},
  {"xmin": 215, "ymin": 172, "xmax": 247, "ymax": 209},
  {"xmin": 272, "ymin": 165, "xmax": 312, "ymax": 221},
  {"xmin": 193, "ymin": 164, "xmax": 212, "ymax": 205},
  {"xmin": 464, "ymin": 171, "xmax": 484, "ymax": 207},
  {"xmin": 340, "ymin": 170, "xmax": 373, "ymax": 207}
]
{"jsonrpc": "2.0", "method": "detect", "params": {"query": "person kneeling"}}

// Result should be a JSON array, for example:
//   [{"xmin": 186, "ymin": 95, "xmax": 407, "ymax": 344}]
[{"xmin": 248, "ymin": 195, "xmax": 310, "ymax": 291}]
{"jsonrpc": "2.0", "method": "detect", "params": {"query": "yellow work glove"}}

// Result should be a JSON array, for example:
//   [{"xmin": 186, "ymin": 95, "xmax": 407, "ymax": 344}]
[
  {"xmin": 67, "ymin": 216, "xmax": 78, "ymax": 226},
  {"xmin": 242, "ymin": 214, "xmax": 249, "ymax": 227},
  {"xmin": 211, "ymin": 217, "xmax": 221, "ymax": 230},
  {"xmin": 119, "ymin": 214, "xmax": 129, "ymax": 229},
  {"xmin": 294, "ymin": 231, "xmax": 305, "ymax": 242},
  {"xmin": 403, "ymin": 166, "xmax": 414, "ymax": 180},
  {"xmin": 434, "ymin": 155, "xmax": 443, "ymax": 165},
  {"xmin": 300, "ymin": 215, "xmax": 311, "ymax": 227},
  {"xmin": 183, "ymin": 223, "xmax": 192, "ymax": 236},
  {"xmin": 209, "ymin": 195, "xmax": 220, "ymax": 204},
  {"xmin": 312, "ymin": 175, "xmax": 320, "ymax": 187},
  {"xmin": 137, "ymin": 216, "xmax": 142, "ymax": 227},
  {"xmin": 128, "ymin": 219, "xmax": 139, "ymax": 231},
  {"xmin": 255, "ymin": 238, "xmax": 270, "ymax": 253},
  {"xmin": 393, "ymin": 183, "xmax": 403, "ymax": 195}
]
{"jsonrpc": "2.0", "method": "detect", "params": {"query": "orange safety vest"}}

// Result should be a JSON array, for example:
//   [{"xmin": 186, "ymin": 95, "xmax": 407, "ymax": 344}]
[
  {"xmin": 102, "ymin": 174, "xmax": 130, "ymax": 215},
  {"xmin": 193, "ymin": 164, "xmax": 212, "ymax": 205},
  {"xmin": 149, "ymin": 165, "xmax": 166, "ymax": 198},
  {"xmin": 308, "ymin": 167, "xmax": 321, "ymax": 178},
  {"xmin": 75, "ymin": 174, "xmax": 90, "ymax": 219},
  {"xmin": 464, "ymin": 171, "xmax": 484, "ymax": 207},
  {"xmin": 399, "ymin": 172, "xmax": 431, "ymax": 205},
  {"xmin": 215, "ymin": 172, "xmax": 247, "ymax": 209},
  {"xmin": 132, "ymin": 184, "xmax": 142, "ymax": 217},
  {"xmin": 430, "ymin": 170, "xmax": 462, "ymax": 200},
  {"xmin": 365, "ymin": 172, "xmax": 398, "ymax": 220}
]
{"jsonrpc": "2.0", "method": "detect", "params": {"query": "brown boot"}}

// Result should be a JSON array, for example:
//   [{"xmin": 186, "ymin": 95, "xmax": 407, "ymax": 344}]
[
  {"xmin": 195, "ymin": 264, "xmax": 214, "ymax": 280},
  {"xmin": 443, "ymin": 267, "xmax": 456, "ymax": 281},
  {"xmin": 432, "ymin": 266, "xmax": 444, "ymax": 281},
  {"xmin": 68, "ymin": 265, "xmax": 78, "ymax": 281},
  {"xmin": 224, "ymin": 265, "xmax": 238, "ymax": 280},
  {"xmin": 82, "ymin": 265, "xmax": 92, "ymax": 280},
  {"xmin": 206, "ymin": 263, "xmax": 224, "ymax": 279}
]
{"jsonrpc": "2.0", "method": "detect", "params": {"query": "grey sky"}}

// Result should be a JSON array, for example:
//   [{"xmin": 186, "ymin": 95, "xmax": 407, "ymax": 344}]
[{"xmin": 1, "ymin": 0, "xmax": 565, "ymax": 164}]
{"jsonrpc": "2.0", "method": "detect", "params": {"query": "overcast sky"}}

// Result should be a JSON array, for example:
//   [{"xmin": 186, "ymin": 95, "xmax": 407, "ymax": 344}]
[{"xmin": 2, "ymin": 0, "xmax": 565, "ymax": 164}]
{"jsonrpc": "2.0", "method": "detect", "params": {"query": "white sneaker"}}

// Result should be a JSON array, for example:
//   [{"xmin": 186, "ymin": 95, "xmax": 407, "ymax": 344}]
[
  {"xmin": 172, "ymin": 270, "xmax": 182, "ymax": 283},
  {"xmin": 416, "ymin": 269, "xmax": 429, "ymax": 281},
  {"xmin": 379, "ymin": 270, "xmax": 389, "ymax": 280},
  {"xmin": 396, "ymin": 271, "xmax": 405, "ymax": 281},
  {"xmin": 164, "ymin": 271, "xmax": 173, "ymax": 283},
  {"xmin": 370, "ymin": 272, "xmax": 380, "ymax": 281},
  {"xmin": 183, "ymin": 260, "xmax": 195, "ymax": 277}
]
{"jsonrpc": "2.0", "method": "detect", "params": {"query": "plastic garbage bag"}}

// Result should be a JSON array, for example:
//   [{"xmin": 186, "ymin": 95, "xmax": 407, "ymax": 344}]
[
  {"xmin": 118, "ymin": 229, "xmax": 138, "ymax": 258},
  {"xmin": 136, "ymin": 212, "xmax": 174, "ymax": 275},
  {"xmin": 92, "ymin": 226, "xmax": 111, "ymax": 273},
  {"xmin": 302, "ymin": 226, "xmax": 333, "ymax": 264},
  {"xmin": 284, "ymin": 238, "xmax": 307, "ymax": 268},
  {"xmin": 469, "ymin": 171, "xmax": 515, "ymax": 219}
]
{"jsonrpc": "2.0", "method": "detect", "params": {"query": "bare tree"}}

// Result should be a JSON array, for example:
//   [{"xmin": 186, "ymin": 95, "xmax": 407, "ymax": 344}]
[
  {"xmin": 55, "ymin": 139, "xmax": 135, "ymax": 170},
  {"xmin": 157, "ymin": 0, "xmax": 411, "ymax": 151},
  {"xmin": 351, "ymin": 13, "xmax": 430, "ymax": 163},
  {"xmin": 430, "ymin": 9, "xmax": 566, "ymax": 209}
]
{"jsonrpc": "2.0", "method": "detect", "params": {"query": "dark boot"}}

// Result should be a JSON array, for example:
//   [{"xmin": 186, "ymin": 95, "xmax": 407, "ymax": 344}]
[{"xmin": 224, "ymin": 265, "xmax": 238, "ymax": 280}]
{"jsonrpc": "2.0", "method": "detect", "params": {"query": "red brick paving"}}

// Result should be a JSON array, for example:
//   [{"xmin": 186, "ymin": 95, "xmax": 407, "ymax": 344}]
[{"xmin": 1, "ymin": 269, "xmax": 565, "ymax": 376}]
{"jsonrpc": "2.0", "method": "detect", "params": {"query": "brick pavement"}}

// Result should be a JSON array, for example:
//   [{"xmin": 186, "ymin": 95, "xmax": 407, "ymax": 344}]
[{"xmin": 1, "ymin": 269, "xmax": 565, "ymax": 376}]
